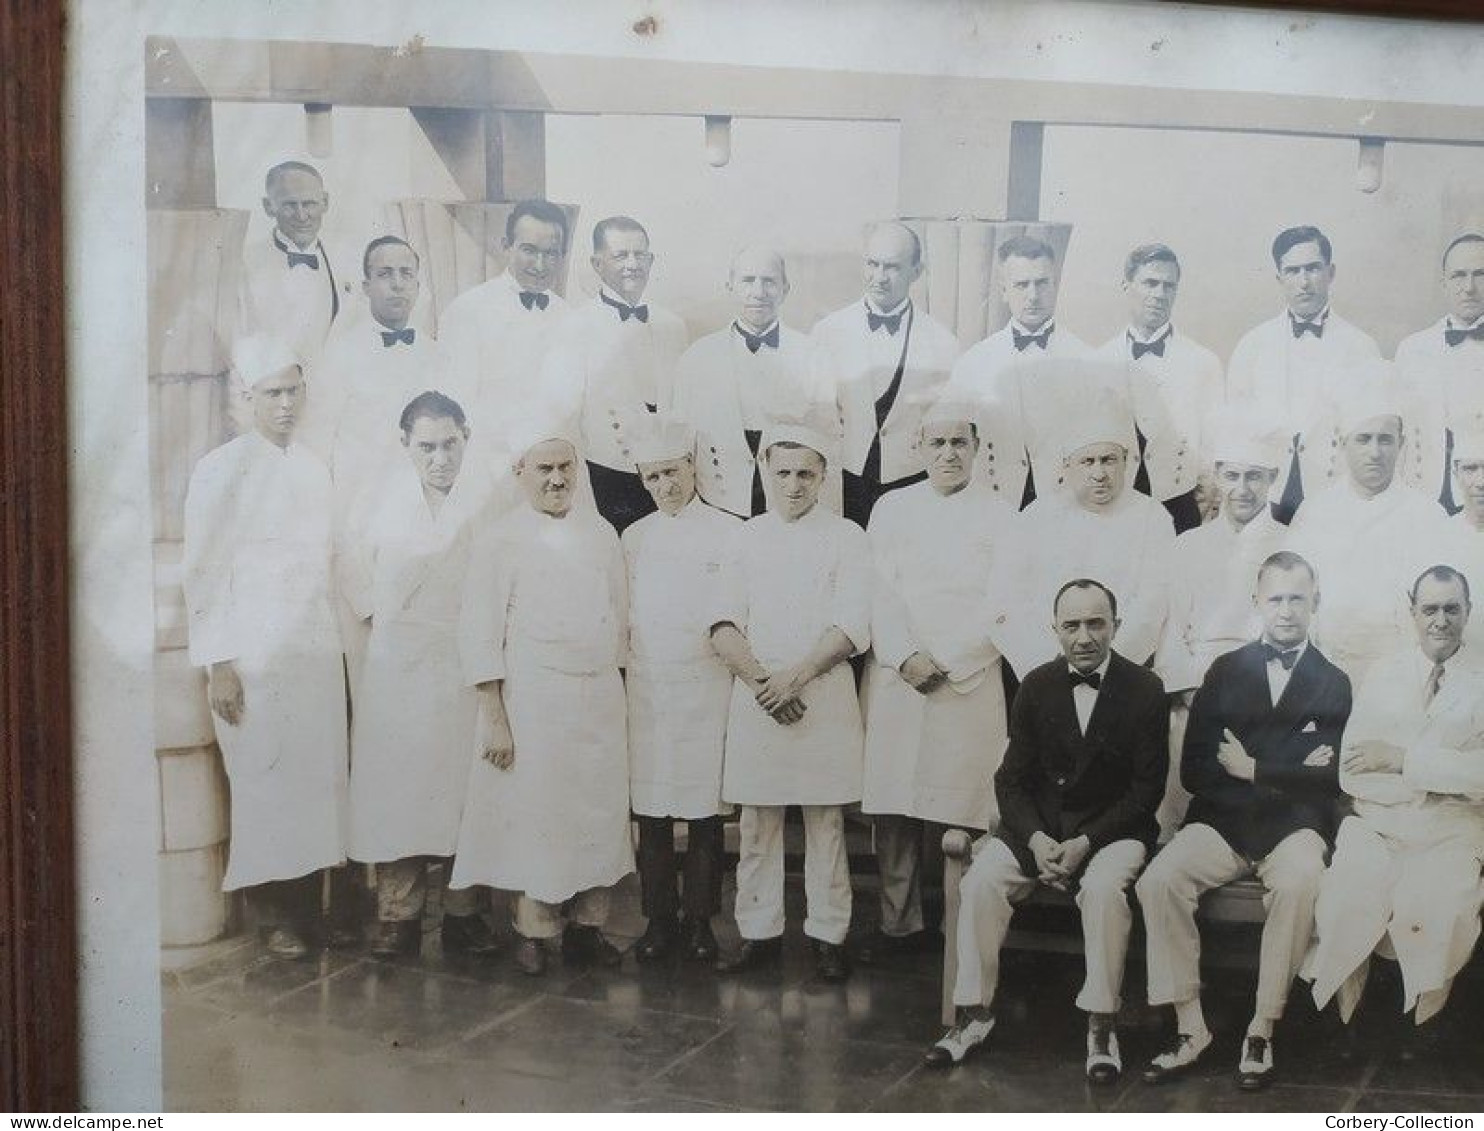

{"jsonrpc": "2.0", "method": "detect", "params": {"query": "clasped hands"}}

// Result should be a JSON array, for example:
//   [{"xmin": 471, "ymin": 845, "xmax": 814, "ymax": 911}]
[
  {"xmin": 755, "ymin": 664, "xmax": 809, "ymax": 726},
  {"xmin": 1217, "ymin": 727, "xmax": 1335, "ymax": 782},
  {"xmin": 1028, "ymin": 831, "xmax": 1091, "ymax": 892}
]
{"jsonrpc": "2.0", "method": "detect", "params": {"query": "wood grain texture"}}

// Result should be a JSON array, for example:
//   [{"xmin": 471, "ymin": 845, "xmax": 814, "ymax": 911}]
[{"xmin": 0, "ymin": 0, "xmax": 78, "ymax": 1112}]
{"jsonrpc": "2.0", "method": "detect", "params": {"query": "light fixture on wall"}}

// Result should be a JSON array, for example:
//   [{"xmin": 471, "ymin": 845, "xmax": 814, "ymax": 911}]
[
  {"xmin": 705, "ymin": 115, "xmax": 732, "ymax": 167},
  {"xmin": 305, "ymin": 102, "xmax": 334, "ymax": 158},
  {"xmin": 1357, "ymin": 137, "xmax": 1385, "ymax": 194}
]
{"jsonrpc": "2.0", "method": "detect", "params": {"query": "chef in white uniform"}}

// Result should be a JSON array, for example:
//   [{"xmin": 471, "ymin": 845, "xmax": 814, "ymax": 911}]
[
  {"xmin": 344, "ymin": 391, "xmax": 500, "ymax": 960},
  {"xmin": 182, "ymin": 334, "xmax": 348, "ymax": 960},
  {"xmin": 450, "ymin": 426, "xmax": 633, "ymax": 977},
  {"xmin": 1097, "ymin": 243, "xmax": 1224, "ymax": 532},
  {"xmin": 1309, "ymin": 565, "xmax": 1484, "ymax": 1034},
  {"xmin": 672, "ymin": 246, "xmax": 826, "ymax": 518},
  {"xmin": 542, "ymin": 216, "xmax": 690, "ymax": 533},
  {"xmin": 1289, "ymin": 366, "xmax": 1454, "ymax": 684},
  {"xmin": 810, "ymin": 221, "xmax": 960, "ymax": 526},
  {"xmin": 622, "ymin": 418, "xmax": 741, "ymax": 965},
  {"xmin": 1397, "ymin": 233, "xmax": 1484, "ymax": 507},
  {"xmin": 1226, "ymin": 226, "xmax": 1382, "ymax": 521},
  {"xmin": 942, "ymin": 235, "xmax": 1093, "ymax": 507},
  {"xmin": 991, "ymin": 382, "xmax": 1175, "ymax": 679},
  {"xmin": 709, "ymin": 424, "xmax": 871, "ymax": 982},
  {"xmin": 858, "ymin": 401, "xmax": 1015, "ymax": 962},
  {"xmin": 1154, "ymin": 413, "xmax": 1289, "ymax": 838}
]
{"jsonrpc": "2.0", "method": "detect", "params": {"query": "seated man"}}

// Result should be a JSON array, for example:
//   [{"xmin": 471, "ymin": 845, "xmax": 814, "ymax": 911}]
[
  {"xmin": 1138, "ymin": 551, "xmax": 1352, "ymax": 1091},
  {"xmin": 1309, "ymin": 565, "xmax": 1484, "ymax": 1039},
  {"xmin": 926, "ymin": 579, "xmax": 1167, "ymax": 1085}
]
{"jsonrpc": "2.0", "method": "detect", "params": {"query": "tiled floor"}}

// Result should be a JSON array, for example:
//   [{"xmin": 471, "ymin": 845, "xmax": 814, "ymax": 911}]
[{"xmin": 163, "ymin": 871, "xmax": 1484, "ymax": 1112}]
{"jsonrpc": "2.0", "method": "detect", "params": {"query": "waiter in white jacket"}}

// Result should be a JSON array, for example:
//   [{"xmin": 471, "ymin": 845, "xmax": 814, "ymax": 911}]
[
  {"xmin": 182, "ymin": 335, "xmax": 348, "ymax": 960},
  {"xmin": 858, "ymin": 401, "xmax": 1015, "ymax": 962},
  {"xmin": 672, "ymin": 246, "xmax": 824, "ymax": 518},
  {"xmin": 344, "ymin": 391, "xmax": 499, "ymax": 960},
  {"xmin": 1309, "ymin": 565, "xmax": 1484, "ymax": 1035},
  {"xmin": 811, "ymin": 221, "xmax": 960, "ymax": 527},
  {"xmin": 623, "ymin": 418, "xmax": 741, "ymax": 964}
]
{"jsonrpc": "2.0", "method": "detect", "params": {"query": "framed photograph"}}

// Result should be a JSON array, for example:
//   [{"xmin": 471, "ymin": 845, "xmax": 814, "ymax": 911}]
[{"xmin": 7, "ymin": 0, "xmax": 1483, "ymax": 1113}]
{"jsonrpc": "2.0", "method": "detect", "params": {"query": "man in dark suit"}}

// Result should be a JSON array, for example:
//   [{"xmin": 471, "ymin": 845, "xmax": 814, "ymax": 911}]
[
  {"xmin": 924, "ymin": 579, "xmax": 1168, "ymax": 1084},
  {"xmin": 1138, "ymin": 549, "xmax": 1351, "ymax": 1091}
]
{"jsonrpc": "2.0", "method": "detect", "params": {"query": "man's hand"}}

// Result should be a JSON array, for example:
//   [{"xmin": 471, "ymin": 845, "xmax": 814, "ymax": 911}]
[
  {"xmin": 208, "ymin": 661, "xmax": 245, "ymax": 726},
  {"xmin": 1217, "ymin": 727, "xmax": 1257, "ymax": 782},
  {"xmin": 476, "ymin": 691, "xmax": 516, "ymax": 770},
  {"xmin": 1057, "ymin": 835, "xmax": 1091, "ymax": 879},
  {"xmin": 1303, "ymin": 744, "xmax": 1336, "ymax": 768},
  {"xmin": 1029, "ymin": 832, "xmax": 1068, "ymax": 888},
  {"xmin": 770, "ymin": 697, "xmax": 808, "ymax": 726},
  {"xmin": 900, "ymin": 651, "xmax": 949, "ymax": 695},
  {"xmin": 1342, "ymin": 739, "xmax": 1404, "ymax": 775},
  {"xmin": 757, "ymin": 664, "xmax": 812, "ymax": 714}
]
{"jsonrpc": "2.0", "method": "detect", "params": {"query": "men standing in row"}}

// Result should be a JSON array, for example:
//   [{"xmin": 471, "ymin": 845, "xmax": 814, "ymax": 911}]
[
  {"xmin": 709, "ymin": 427, "xmax": 871, "ymax": 981},
  {"xmin": 925, "ymin": 580, "xmax": 1167, "ymax": 1083},
  {"xmin": 183, "ymin": 335, "xmax": 348, "ymax": 960},
  {"xmin": 1227, "ymin": 225, "xmax": 1381, "ymax": 520},
  {"xmin": 811, "ymin": 222, "xmax": 959, "ymax": 526},
  {"xmin": 1100, "ymin": 243, "xmax": 1223, "ymax": 533},
  {"xmin": 1139, "ymin": 551, "xmax": 1351, "ymax": 1092},
  {"xmin": 1310, "ymin": 565, "xmax": 1484, "ymax": 1036},
  {"xmin": 545, "ymin": 216, "xmax": 689, "ymax": 533},
  {"xmin": 623, "ymin": 421, "xmax": 740, "ymax": 964},
  {"xmin": 344, "ymin": 392, "xmax": 497, "ymax": 959},
  {"xmin": 452, "ymin": 429, "xmax": 633, "ymax": 976},
  {"xmin": 858, "ymin": 404, "xmax": 1015, "ymax": 962},
  {"xmin": 673, "ymin": 247, "xmax": 820, "ymax": 518}
]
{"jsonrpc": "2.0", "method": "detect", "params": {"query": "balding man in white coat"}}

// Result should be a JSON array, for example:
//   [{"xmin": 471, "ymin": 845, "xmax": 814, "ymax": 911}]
[{"xmin": 1309, "ymin": 565, "xmax": 1484, "ymax": 1036}]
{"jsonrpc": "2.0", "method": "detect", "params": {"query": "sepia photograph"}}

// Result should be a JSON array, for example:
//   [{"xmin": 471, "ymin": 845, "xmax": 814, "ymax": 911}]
[{"xmin": 52, "ymin": 0, "xmax": 1484, "ymax": 1114}]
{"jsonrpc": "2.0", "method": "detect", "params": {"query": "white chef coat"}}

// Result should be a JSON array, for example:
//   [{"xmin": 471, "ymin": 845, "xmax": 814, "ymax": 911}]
[
  {"xmin": 239, "ymin": 229, "xmax": 356, "ymax": 370},
  {"xmin": 182, "ymin": 431, "xmax": 348, "ymax": 890},
  {"xmin": 1396, "ymin": 315, "xmax": 1484, "ymax": 500},
  {"xmin": 622, "ymin": 497, "xmax": 741, "ymax": 818},
  {"xmin": 716, "ymin": 505, "xmax": 872, "ymax": 805},
  {"xmin": 860, "ymin": 480, "xmax": 1015, "ymax": 829}
]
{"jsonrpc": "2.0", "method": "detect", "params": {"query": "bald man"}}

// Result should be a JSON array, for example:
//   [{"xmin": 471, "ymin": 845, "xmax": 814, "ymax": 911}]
[{"xmin": 810, "ymin": 221, "xmax": 960, "ymax": 527}]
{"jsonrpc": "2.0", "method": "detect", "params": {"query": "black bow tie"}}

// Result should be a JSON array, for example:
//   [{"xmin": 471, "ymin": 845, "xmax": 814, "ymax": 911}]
[
  {"xmin": 601, "ymin": 292, "xmax": 649, "ymax": 323},
  {"xmin": 1290, "ymin": 316, "xmax": 1325, "ymax": 340},
  {"xmin": 519, "ymin": 290, "xmax": 550, "ymax": 312},
  {"xmin": 1263, "ymin": 643, "xmax": 1302, "ymax": 670},
  {"xmin": 736, "ymin": 322, "xmax": 780, "ymax": 354},
  {"xmin": 1446, "ymin": 324, "xmax": 1484, "ymax": 347},
  {"xmin": 285, "ymin": 250, "xmax": 319, "ymax": 270},
  {"xmin": 1130, "ymin": 332, "xmax": 1168, "ymax": 360},
  {"xmin": 866, "ymin": 307, "xmax": 906, "ymax": 335},
  {"xmin": 380, "ymin": 327, "xmax": 415, "ymax": 347},
  {"xmin": 1013, "ymin": 327, "xmax": 1052, "ymax": 352},
  {"xmin": 1069, "ymin": 670, "xmax": 1102, "ymax": 690}
]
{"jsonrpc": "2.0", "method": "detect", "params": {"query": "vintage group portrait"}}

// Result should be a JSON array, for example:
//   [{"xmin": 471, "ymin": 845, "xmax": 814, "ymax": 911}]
[{"xmin": 57, "ymin": 0, "xmax": 1484, "ymax": 1114}]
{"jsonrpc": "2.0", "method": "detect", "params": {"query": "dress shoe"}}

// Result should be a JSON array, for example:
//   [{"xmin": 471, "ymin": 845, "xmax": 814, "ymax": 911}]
[
  {"xmin": 1085, "ymin": 1026, "xmax": 1122, "ymax": 1085},
  {"xmin": 514, "ymin": 936, "xmax": 547, "ymax": 976},
  {"xmin": 682, "ymin": 917, "xmax": 719, "ymax": 963},
  {"xmin": 1236, "ymin": 1034, "xmax": 1275, "ymax": 1091},
  {"xmin": 923, "ymin": 1015, "xmax": 995, "ymax": 1068},
  {"xmin": 262, "ymin": 926, "xmax": 311, "ymax": 961},
  {"xmin": 563, "ymin": 924, "xmax": 623, "ymax": 967},
  {"xmin": 368, "ymin": 919, "xmax": 421, "ymax": 958},
  {"xmin": 635, "ymin": 918, "xmax": 678, "ymax": 964},
  {"xmin": 1142, "ymin": 1029, "xmax": 1212, "ymax": 1084},
  {"xmin": 441, "ymin": 913, "xmax": 501, "ymax": 956},
  {"xmin": 855, "ymin": 928, "xmax": 940, "ymax": 965},
  {"xmin": 716, "ymin": 936, "xmax": 783, "ymax": 974},
  {"xmin": 813, "ymin": 940, "xmax": 850, "ymax": 983}
]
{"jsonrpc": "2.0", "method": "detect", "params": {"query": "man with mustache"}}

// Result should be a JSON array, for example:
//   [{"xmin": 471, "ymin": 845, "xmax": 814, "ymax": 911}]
[
  {"xmin": 451, "ymin": 426, "xmax": 634, "ymax": 977},
  {"xmin": 1227, "ymin": 226, "xmax": 1381, "ymax": 522}
]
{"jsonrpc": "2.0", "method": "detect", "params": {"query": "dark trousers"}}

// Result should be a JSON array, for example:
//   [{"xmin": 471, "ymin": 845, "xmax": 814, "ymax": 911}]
[
  {"xmin": 588, "ymin": 460, "xmax": 656, "ymax": 534},
  {"xmin": 245, "ymin": 866, "xmax": 363, "ymax": 938},
  {"xmin": 636, "ymin": 814, "xmax": 725, "ymax": 923}
]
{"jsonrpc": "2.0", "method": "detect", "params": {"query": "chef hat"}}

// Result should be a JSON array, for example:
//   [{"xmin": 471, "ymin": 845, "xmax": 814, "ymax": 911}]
[
  {"xmin": 630, "ymin": 416, "xmax": 697, "ymax": 468},
  {"xmin": 919, "ymin": 396, "xmax": 980, "ymax": 433},
  {"xmin": 1333, "ymin": 361, "xmax": 1407, "ymax": 438},
  {"xmin": 760, "ymin": 418, "xmax": 838, "ymax": 469},
  {"xmin": 504, "ymin": 410, "xmax": 581, "ymax": 466},
  {"xmin": 1056, "ymin": 382, "xmax": 1135, "ymax": 463},
  {"xmin": 230, "ymin": 334, "xmax": 301, "ymax": 391},
  {"xmin": 1206, "ymin": 408, "xmax": 1288, "ymax": 471},
  {"xmin": 1451, "ymin": 415, "xmax": 1484, "ymax": 462}
]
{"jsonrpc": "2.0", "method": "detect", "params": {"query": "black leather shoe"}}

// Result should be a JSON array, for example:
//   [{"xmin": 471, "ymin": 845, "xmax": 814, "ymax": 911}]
[
  {"xmin": 263, "ymin": 926, "xmax": 311, "ymax": 961},
  {"xmin": 856, "ymin": 928, "xmax": 939, "ymax": 965},
  {"xmin": 563, "ymin": 924, "xmax": 623, "ymax": 967},
  {"xmin": 682, "ymin": 917, "xmax": 719, "ymax": 963},
  {"xmin": 636, "ymin": 918, "xmax": 678, "ymax": 963},
  {"xmin": 1236, "ymin": 1035, "xmax": 1275, "ymax": 1091},
  {"xmin": 1142, "ymin": 1030, "xmax": 1212, "ymax": 1084},
  {"xmin": 441, "ymin": 913, "xmax": 501, "ymax": 956},
  {"xmin": 716, "ymin": 936, "xmax": 783, "ymax": 974},
  {"xmin": 514, "ymin": 936, "xmax": 547, "ymax": 976},
  {"xmin": 368, "ymin": 919, "xmax": 421, "ymax": 957},
  {"xmin": 814, "ymin": 940, "xmax": 850, "ymax": 983}
]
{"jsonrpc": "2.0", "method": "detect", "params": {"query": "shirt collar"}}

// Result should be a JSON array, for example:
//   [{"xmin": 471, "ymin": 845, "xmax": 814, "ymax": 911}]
[
  {"xmin": 864, "ymin": 295, "xmax": 912, "ymax": 318},
  {"xmin": 1127, "ymin": 322, "xmax": 1173, "ymax": 345},
  {"xmin": 1446, "ymin": 312, "xmax": 1484, "ymax": 332},
  {"xmin": 735, "ymin": 318, "xmax": 780, "ymax": 338},
  {"xmin": 600, "ymin": 283, "xmax": 644, "ymax": 309},
  {"xmin": 1288, "ymin": 305, "xmax": 1331, "ymax": 326},
  {"xmin": 273, "ymin": 228, "xmax": 319, "ymax": 255},
  {"xmin": 1067, "ymin": 654, "xmax": 1112, "ymax": 683},
  {"xmin": 1260, "ymin": 636, "xmax": 1309, "ymax": 663},
  {"xmin": 1010, "ymin": 317, "xmax": 1055, "ymax": 337}
]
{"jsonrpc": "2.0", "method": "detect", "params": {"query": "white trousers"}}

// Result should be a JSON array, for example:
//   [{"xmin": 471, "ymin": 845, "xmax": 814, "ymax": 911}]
[
  {"xmin": 1310, "ymin": 815, "xmax": 1484, "ymax": 1025},
  {"xmin": 375, "ymin": 857, "xmax": 481, "ymax": 922},
  {"xmin": 735, "ymin": 805, "xmax": 852, "ymax": 945},
  {"xmin": 951, "ymin": 836, "xmax": 1146, "ymax": 1014},
  {"xmin": 1138, "ymin": 823, "xmax": 1326, "ymax": 1021}
]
